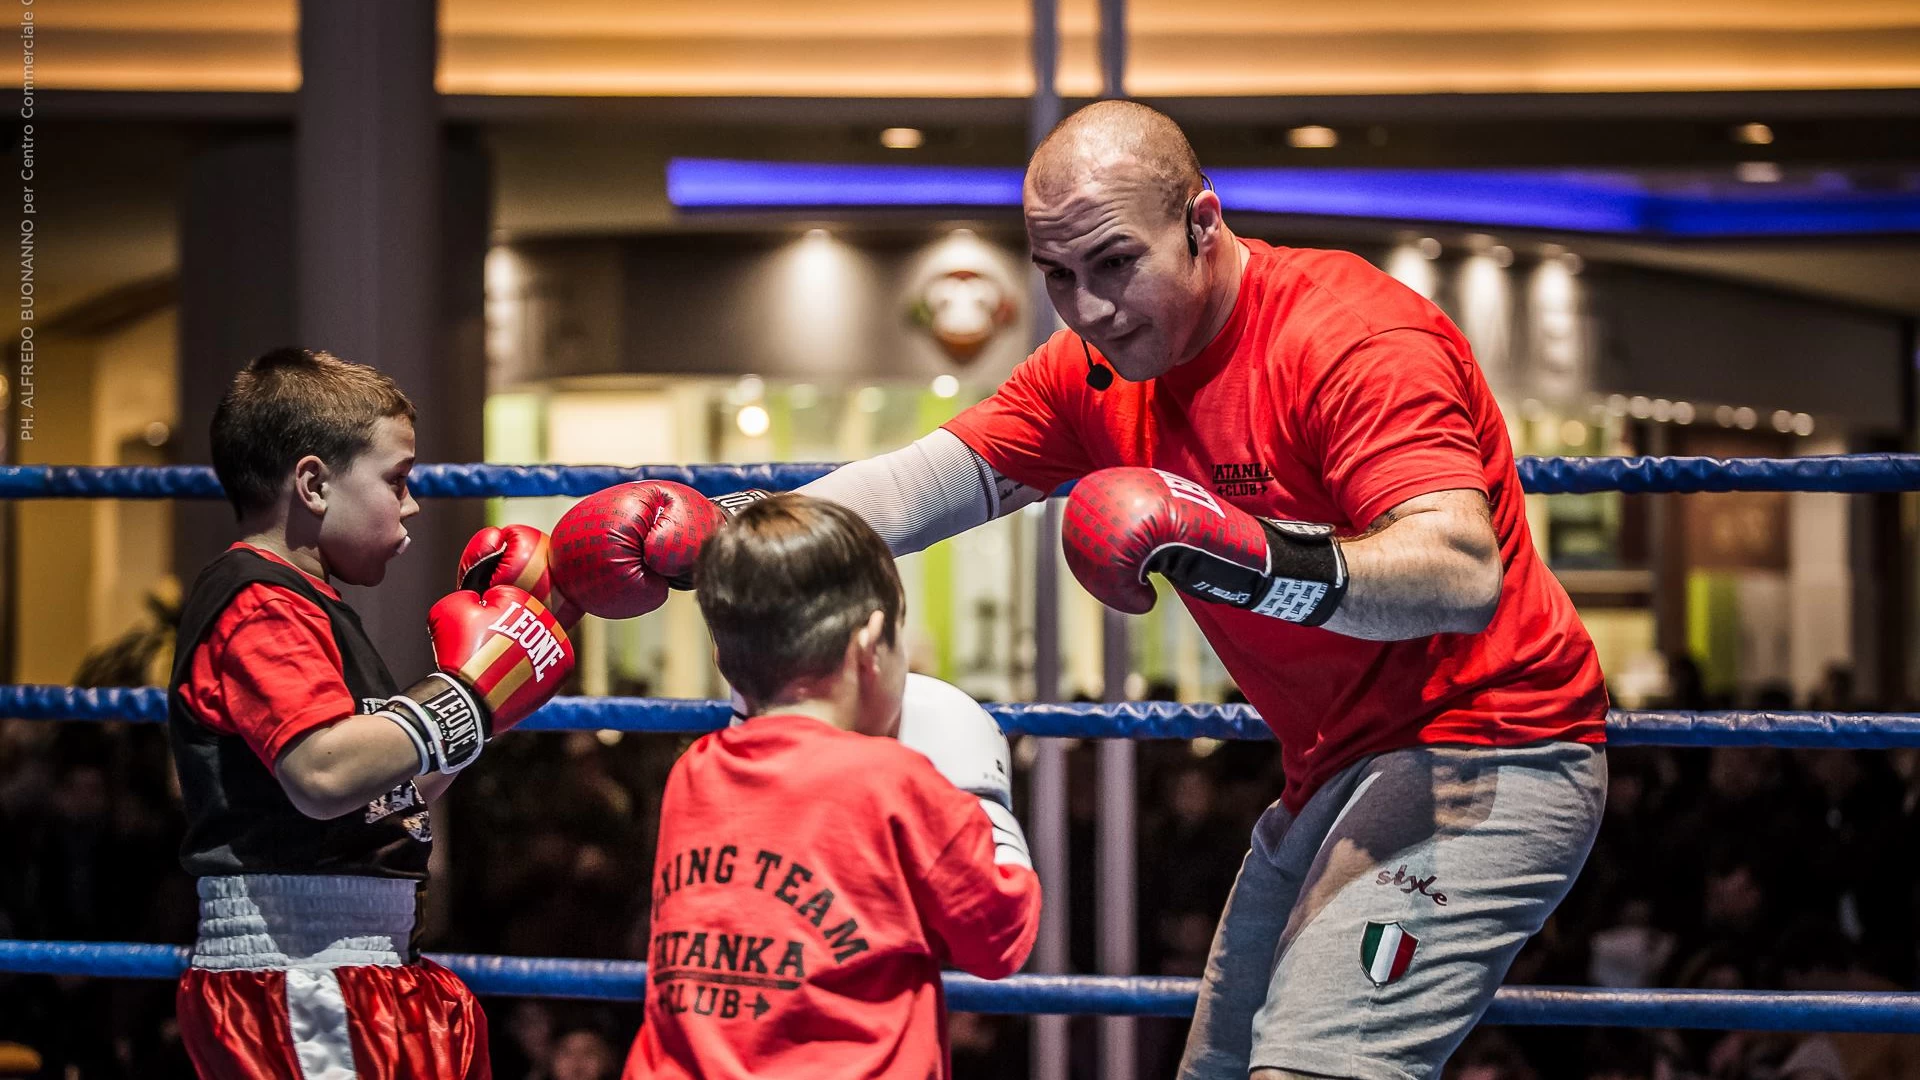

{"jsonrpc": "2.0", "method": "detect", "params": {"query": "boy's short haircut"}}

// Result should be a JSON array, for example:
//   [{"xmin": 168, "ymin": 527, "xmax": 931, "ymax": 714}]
[
  {"xmin": 696, "ymin": 494, "xmax": 906, "ymax": 707},
  {"xmin": 211, "ymin": 347, "xmax": 417, "ymax": 518}
]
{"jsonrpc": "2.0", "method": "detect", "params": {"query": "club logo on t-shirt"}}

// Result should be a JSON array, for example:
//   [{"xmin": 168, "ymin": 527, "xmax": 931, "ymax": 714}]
[
  {"xmin": 649, "ymin": 843, "xmax": 871, "ymax": 1023},
  {"xmin": 1212, "ymin": 462, "xmax": 1274, "ymax": 497}
]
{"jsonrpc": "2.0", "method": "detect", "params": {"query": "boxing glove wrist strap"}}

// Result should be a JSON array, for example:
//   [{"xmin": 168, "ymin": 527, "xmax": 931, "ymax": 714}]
[
  {"xmin": 1148, "ymin": 519, "xmax": 1348, "ymax": 627},
  {"xmin": 711, "ymin": 489, "xmax": 772, "ymax": 517},
  {"xmin": 380, "ymin": 673, "xmax": 488, "ymax": 776},
  {"xmin": 979, "ymin": 799, "xmax": 1034, "ymax": 871}
]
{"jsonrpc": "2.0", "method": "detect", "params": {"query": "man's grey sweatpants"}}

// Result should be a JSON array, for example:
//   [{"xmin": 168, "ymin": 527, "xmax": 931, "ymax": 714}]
[{"xmin": 1177, "ymin": 741, "xmax": 1606, "ymax": 1080}]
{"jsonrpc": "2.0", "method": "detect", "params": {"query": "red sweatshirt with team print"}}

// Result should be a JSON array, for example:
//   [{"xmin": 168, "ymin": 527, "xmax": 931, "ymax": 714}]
[
  {"xmin": 945, "ymin": 238, "xmax": 1607, "ymax": 814},
  {"xmin": 623, "ymin": 713, "xmax": 1041, "ymax": 1080}
]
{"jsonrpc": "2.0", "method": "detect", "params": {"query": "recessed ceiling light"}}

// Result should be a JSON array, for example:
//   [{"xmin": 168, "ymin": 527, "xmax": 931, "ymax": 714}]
[{"xmin": 1288, "ymin": 125, "xmax": 1338, "ymax": 149}]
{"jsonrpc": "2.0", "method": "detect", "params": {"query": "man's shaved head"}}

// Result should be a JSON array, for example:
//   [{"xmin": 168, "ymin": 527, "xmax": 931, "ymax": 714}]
[
  {"xmin": 1027, "ymin": 100, "xmax": 1204, "ymax": 222},
  {"xmin": 1023, "ymin": 99, "xmax": 1239, "ymax": 383}
]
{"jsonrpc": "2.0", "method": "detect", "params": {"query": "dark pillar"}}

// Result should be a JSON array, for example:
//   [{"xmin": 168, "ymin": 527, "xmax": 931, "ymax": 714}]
[
  {"xmin": 176, "ymin": 2, "xmax": 488, "ymax": 680},
  {"xmin": 296, "ymin": 0, "xmax": 484, "ymax": 676},
  {"xmin": 176, "ymin": 136, "xmax": 299, "ymax": 588}
]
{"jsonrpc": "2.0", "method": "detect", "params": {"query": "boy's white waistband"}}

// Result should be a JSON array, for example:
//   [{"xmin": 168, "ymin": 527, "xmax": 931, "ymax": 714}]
[{"xmin": 190, "ymin": 874, "xmax": 416, "ymax": 972}]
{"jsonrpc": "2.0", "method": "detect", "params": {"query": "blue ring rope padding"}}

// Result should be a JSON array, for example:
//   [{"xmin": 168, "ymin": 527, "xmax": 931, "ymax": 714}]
[
  {"xmin": 5, "ymin": 941, "xmax": 1920, "ymax": 1029},
  {"xmin": 6, "ymin": 455, "xmax": 1920, "ymax": 499},
  {"xmin": 1516, "ymin": 453, "xmax": 1920, "ymax": 494},
  {"xmin": 10, "ymin": 686, "xmax": 1920, "ymax": 747},
  {"xmin": 1603, "ymin": 709, "xmax": 1920, "ymax": 748}
]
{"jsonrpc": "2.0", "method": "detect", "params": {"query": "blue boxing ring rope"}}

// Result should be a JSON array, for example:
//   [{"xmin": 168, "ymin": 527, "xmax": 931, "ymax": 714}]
[
  {"xmin": 10, "ymin": 684, "xmax": 1920, "ymax": 748},
  {"xmin": 3, "ymin": 456, "xmax": 1920, "ymax": 1030},
  {"xmin": 5, "ymin": 940, "xmax": 1920, "ymax": 1030},
  {"xmin": 3, "ymin": 453, "xmax": 1920, "ymax": 499}
]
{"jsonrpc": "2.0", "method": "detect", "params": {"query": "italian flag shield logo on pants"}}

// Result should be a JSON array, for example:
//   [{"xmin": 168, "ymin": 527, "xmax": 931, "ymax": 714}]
[{"xmin": 1361, "ymin": 921, "xmax": 1418, "ymax": 985}]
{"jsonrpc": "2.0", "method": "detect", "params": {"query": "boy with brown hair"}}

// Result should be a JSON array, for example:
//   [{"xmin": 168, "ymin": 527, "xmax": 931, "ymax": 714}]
[
  {"xmin": 170, "ymin": 347, "xmax": 577, "ymax": 1079},
  {"xmin": 623, "ymin": 493, "xmax": 1041, "ymax": 1080}
]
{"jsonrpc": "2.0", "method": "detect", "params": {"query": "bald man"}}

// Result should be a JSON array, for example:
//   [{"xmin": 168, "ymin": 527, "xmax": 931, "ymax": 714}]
[
  {"xmin": 602, "ymin": 100, "xmax": 1608, "ymax": 1079},
  {"xmin": 813, "ymin": 100, "xmax": 1609, "ymax": 1080}
]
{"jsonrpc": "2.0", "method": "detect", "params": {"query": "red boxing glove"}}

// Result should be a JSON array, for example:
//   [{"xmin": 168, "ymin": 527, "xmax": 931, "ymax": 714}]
[
  {"xmin": 550, "ymin": 482, "xmax": 770, "ymax": 619},
  {"xmin": 380, "ymin": 586, "xmax": 575, "ymax": 775},
  {"xmin": 1062, "ymin": 466, "xmax": 1348, "ymax": 626},
  {"xmin": 458, "ymin": 524, "xmax": 582, "ymax": 628}
]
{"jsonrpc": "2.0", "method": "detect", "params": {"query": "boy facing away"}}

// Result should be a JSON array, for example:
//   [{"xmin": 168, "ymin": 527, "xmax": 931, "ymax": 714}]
[{"xmin": 625, "ymin": 494, "xmax": 1042, "ymax": 1079}]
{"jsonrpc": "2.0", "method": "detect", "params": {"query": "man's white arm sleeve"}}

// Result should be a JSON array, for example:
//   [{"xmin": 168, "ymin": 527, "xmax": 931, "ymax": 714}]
[{"xmin": 796, "ymin": 427, "xmax": 1047, "ymax": 556}]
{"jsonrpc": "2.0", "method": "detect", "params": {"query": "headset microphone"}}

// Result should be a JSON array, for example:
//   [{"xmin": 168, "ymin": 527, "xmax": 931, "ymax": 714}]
[{"xmin": 1082, "ymin": 339, "xmax": 1113, "ymax": 391}]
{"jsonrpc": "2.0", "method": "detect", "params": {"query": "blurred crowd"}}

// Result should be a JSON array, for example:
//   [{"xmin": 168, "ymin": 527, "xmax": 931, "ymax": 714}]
[{"xmin": 4, "ymin": 641, "xmax": 1920, "ymax": 1079}]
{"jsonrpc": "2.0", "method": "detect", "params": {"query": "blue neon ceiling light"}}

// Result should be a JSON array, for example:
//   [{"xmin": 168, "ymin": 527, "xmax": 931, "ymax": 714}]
[
  {"xmin": 666, "ymin": 158, "xmax": 1920, "ymax": 238},
  {"xmin": 667, "ymin": 159, "xmax": 1023, "ymax": 208},
  {"xmin": 1210, "ymin": 168, "xmax": 1651, "ymax": 233}
]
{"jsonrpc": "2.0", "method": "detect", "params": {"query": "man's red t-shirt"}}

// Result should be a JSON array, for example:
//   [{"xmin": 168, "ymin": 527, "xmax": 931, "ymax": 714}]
[
  {"xmin": 945, "ymin": 239, "xmax": 1607, "ymax": 812},
  {"xmin": 175, "ymin": 542, "xmax": 357, "ymax": 769},
  {"xmin": 625, "ymin": 714, "xmax": 1041, "ymax": 1080}
]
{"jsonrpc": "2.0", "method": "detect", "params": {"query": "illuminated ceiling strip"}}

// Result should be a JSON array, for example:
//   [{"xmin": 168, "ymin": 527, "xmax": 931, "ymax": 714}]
[
  {"xmin": 666, "ymin": 158, "xmax": 1920, "ymax": 237},
  {"xmin": 667, "ymin": 159, "xmax": 1022, "ymax": 208}
]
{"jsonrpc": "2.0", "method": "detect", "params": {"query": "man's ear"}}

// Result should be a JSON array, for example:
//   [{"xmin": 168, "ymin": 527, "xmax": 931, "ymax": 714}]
[
  {"xmin": 1191, "ymin": 189, "xmax": 1224, "ymax": 250},
  {"xmin": 292, "ymin": 454, "xmax": 329, "ymax": 515}
]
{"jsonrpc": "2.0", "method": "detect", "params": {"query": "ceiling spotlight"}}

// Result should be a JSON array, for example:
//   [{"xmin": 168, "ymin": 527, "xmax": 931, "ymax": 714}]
[
  {"xmin": 1417, "ymin": 237, "xmax": 1442, "ymax": 260},
  {"xmin": 1652, "ymin": 399, "xmax": 1673, "ymax": 422},
  {"xmin": 931, "ymin": 374, "xmax": 959, "ymax": 398},
  {"xmin": 1737, "ymin": 162, "xmax": 1783, "ymax": 184},
  {"xmin": 1288, "ymin": 125, "xmax": 1339, "ymax": 149},
  {"xmin": 727, "ymin": 374, "xmax": 765, "ymax": 405},
  {"xmin": 1792, "ymin": 413, "xmax": 1814, "ymax": 436},
  {"xmin": 1489, "ymin": 245, "xmax": 1514, "ymax": 268},
  {"xmin": 1559, "ymin": 420, "xmax": 1589, "ymax": 446},
  {"xmin": 1770, "ymin": 409, "xmax": 1794, "ymax": 433},
  {"xmin": 1672, "ymin": 401, "xmax": 1696, "ymax": 425},
  {"xmin": 1734, "ymin": 122, "xmax": 1775, "ymax": 146},
  {"xmin": 1628, "ymin": 396, "xmax": 1653, "ymax": 419},
  {"xmin": 735, "ymin": 404, "xmax": 770, "ymax": 438},
  {"xmin": 1733, "ymin": 406, "xmax": 1758, "ymax": 430},
  {"xmin": 856, "ymin": 386, "xmax": 886, "ymax": 413},
  {"xmin": 1714, "ymin": 405, "xmax": 1736, "ymax": 427},
  {"xmin": 1561, "ymin": 252, "xmax": 1585, "ymax": 274},
  {"xmin": 880, "ymin": 127, "xmax": 925, "ymax": 150},
  {"xmin": 1606, "ymin": 394, "xmax": 1630, "ymax": 417}
]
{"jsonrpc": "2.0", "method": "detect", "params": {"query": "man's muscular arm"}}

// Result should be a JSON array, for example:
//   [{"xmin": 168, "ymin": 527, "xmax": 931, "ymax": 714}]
[
  {"xmin": 797, "ymin": 428, "xmax": 1045, "ymax": 556},
  {"xmin": 1319, "ymin": 488, "xmax": 1503, "ymax": 641},
  {"xmin": 1063, "ymin": 471, "xmax": 1501, "ymax": 642}
]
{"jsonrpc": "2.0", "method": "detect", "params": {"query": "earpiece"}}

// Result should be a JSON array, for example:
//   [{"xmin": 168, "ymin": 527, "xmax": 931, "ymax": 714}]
[{"xmin": 1184, "ymin": 173, "xmax": 1215, "ymax": 259}]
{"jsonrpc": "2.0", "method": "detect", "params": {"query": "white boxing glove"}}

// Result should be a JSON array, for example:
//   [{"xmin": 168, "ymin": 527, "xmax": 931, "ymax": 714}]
[
  {"xmin": 896, "ymin": 673, "xmax": 1030, "ymax": 870},
  {"xmin": 897, "ymin": 674, "xmax": 1012, "ymax": 805}
]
